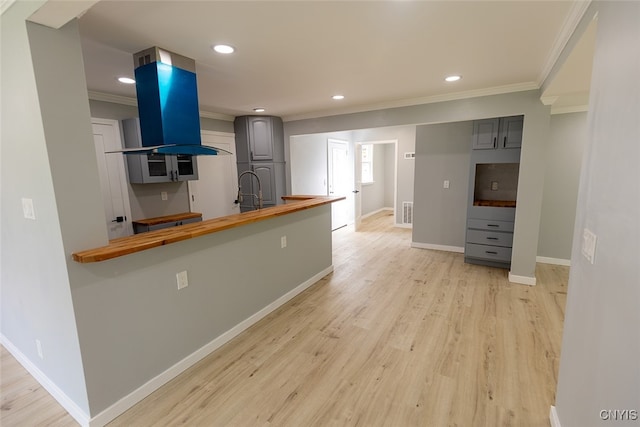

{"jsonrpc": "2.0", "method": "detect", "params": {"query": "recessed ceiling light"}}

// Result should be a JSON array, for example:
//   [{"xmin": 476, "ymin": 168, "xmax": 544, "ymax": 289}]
[
  {"xmin": 212, "ymin": 44, "xmax": 235, "ymax": 54},
  {"xmin": 117, "ymin": 77, "xmax": 136, "ymax": 84},
  {"xmin": 332, "ymin": 95, "xmax": 345, "ymax": 100},
  {"xmin": 253, "ymin": 108, "xmax": 265, "ymax": 113},
  {"xmin": 445, "ymin": 75, "xmax": 462, "ymax": 82}
]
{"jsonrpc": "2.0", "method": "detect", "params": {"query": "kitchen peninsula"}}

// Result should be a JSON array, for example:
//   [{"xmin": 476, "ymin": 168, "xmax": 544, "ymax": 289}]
[{"xmin": 73, "ymin": 196, "xmax": 342, "ymax": 262}]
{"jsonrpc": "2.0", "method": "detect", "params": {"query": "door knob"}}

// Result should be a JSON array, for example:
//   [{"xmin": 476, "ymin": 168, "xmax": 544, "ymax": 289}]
[
  {"xmin": 352, "ymin": 190, "xmax": 360, "ymax": 194},
  {"xmin": 111, "ymin": 216, "xmax": 126, "ymax": 223}
]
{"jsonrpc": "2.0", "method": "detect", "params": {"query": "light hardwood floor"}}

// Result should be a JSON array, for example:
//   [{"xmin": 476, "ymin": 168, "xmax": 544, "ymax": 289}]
[{"xmin": 1, "ymin": 211, "xmax": 568, "ymax": 426}]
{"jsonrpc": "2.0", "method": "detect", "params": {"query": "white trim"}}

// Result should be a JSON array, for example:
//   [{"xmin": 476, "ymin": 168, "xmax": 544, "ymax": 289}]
[
  {"xmin": 508, "ymin": 272, "xmax": 537, "ymax": 286},
  {"xmin": 87, "ymin": 91, "xmax": 234, "ymax": 122},
  {"xmin": 537, "ymin": 0, "xmax": 593, "ymax": 86},
  {"xmin": 0, "ymin": 335, "xmax": 91, "ymax": 427},
  {"xmin": 411, "ymin": 242, "xmax": 464, "ymax": 253},
  {"xmin": 551, "ymin": 105, "xmax": 589, "ymax": 115},
  {"xmin": 88, "ymin": 265, "xmax": 333, "ymax": 427},
  {"xmin": 1, "ymin": 0, "xmax": 17, "ymax": 15},
  {"xmin": 394, "ymin": 223, "xmax": 412, "ymax": 229},
  {"xmin": 283, "ymin": 82, "xmax": 538, "ymax": 122},
  {"xmin": 550, "ymin": 406, "xmax": 562, "ymax": 427},
  {"xmin": 361, "ymin": 207, "xmax": 392, "ymax": 219},
  {"xmin": 537, "ymin": 256, "xmax": 571, "ymax": 267}
]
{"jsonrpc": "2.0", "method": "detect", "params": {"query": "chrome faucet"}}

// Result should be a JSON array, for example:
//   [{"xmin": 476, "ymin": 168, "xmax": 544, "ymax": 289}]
[{"xmin": 235, "ymin": 170, "xmax": 263, "ymax": 210}]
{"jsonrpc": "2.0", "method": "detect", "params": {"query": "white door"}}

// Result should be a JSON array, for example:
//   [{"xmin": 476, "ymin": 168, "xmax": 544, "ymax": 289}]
[
  {"xmin": 188, "ymin": 131, "xmax": 239, "ymax": 220},
  {"xmin": 328, "ymin": 140, "xmax": 350, "ymax": 230},
  {"xmin": 354, "ymin": 143, "xmax": 363, "ymax": 231},
  {"xmin": 92, "ymin": 119, "xmax": 133, "ymax": 239}
]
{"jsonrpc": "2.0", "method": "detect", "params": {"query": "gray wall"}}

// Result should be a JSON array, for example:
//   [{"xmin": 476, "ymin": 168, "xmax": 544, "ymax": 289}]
[
  {"xmin": 537, "ymin": 112, "xmax": 587, "ymax": 261},
  {"xmin": 285, "ymin": 92, "xmax": 550, "ymax": 281},
  {"xmin": 555, "ymin": 2, "xmax": 640, "ymax": 426},
  {"xmin": 384, "ymin": 144, "xmax": 395, "ymax": 207},
  {"xmin": 412, "ymin": 121, "xmax": 473, "ymax": 248},
  {"xmin": 361, "ymin": 144, "xmax": 387, "ymax": 216},
  {"xmin": 1, "ymin": 7, "xmax": 95, "ymax": 414}
]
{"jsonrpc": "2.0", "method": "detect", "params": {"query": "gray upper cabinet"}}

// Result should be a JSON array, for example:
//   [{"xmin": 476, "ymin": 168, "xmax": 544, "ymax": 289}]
[
  {"xmin": 472, "ymin": 116, "xmax": 523, "ymax": 150},
  {"xmin": 234, "ymin": 116, "xmax": 284, "ymax": 163},
  {"xmin": 122, "ymin": 118, "xmax": 198, "ymax": 183}
]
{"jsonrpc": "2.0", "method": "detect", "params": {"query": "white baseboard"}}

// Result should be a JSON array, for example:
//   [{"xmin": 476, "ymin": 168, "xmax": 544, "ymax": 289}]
[
  {"xmin": 508, "ymin": 272, "xmax": 537, "ymax": 286},
  {"xmin": 411, "ymin": 242, "xmax": 464, "ymax": 253},
  {"xmin": 537, "ymin": 256, "xmax": 571, "ymax": 266},
  {"xmin": 89, "ymin": 265, "xmax": 333, "ymax": 427},
  {"xmin": 550, "ymin": 406, "xmax": 562, "ymax": 427},
  {"xmin": 0, "ymin": 335, "xmax": 91, "ymax": 427},
  {"xmin": 395, "ymin": 223, "xmax": 412, "ymax": 229},
  {"xmin": 361, "ymin": 207, "xmax": 393, "ymax": 219}
]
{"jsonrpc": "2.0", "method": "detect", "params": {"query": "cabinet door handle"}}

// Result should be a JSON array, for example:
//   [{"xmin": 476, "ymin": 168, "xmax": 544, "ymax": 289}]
[
  {"xmin": 485, "ymin": 251, "xmax": 498, "ymax": 255},
  {"xmin": 493, "ymin": 137, "xmax": 497, "ymax": 148},
  {"xmin": 174, "ymin": 170, "xmax": 179, "ymax": 181},
  {"xmin": 486, "ymin": 237, "xmax": 499, "ymax": 240},
  {"xmin": 487, "ymin": 224, "xmax": 500, "ymax": 228}
]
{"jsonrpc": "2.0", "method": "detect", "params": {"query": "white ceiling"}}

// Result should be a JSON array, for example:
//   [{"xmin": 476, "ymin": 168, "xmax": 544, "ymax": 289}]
[{"xmin": 75, "ymin": 1, "xmax": 593, "ymax": 121}]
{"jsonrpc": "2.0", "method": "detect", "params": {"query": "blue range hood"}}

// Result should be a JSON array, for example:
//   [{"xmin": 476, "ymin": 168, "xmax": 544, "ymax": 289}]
[{"xmin": 122, "ymin": 47, "xmax": 228, "ymax": 156}]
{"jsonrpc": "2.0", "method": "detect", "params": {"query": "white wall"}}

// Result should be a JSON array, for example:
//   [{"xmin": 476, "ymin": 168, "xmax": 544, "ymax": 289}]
[
  {"xmin": 361, "ymin": 144, "xmax": 388, "ymax": 216},
  {"xmin": 537, "ymin": 112, "xmax": 587, "ymax": 262},
  {"xmin": 384, "ymin": 144, "xmax": 395, "ymax": 208},
  {"xmin": 554, "ymin": 2, "xmax": 640, "ymax": 425}
]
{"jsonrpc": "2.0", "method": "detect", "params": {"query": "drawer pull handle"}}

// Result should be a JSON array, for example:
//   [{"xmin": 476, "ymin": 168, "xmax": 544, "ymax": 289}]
[
  {"xmin": 486, "ymin": 237, "xmax": 499, "ymax": 240},
  {"xmin": 487, "ymin": 224, "xmax": 500, "ymax": 227},
  {"xmin": 485, "ymin": 251, "xmax": 498, "ymax": 255}
]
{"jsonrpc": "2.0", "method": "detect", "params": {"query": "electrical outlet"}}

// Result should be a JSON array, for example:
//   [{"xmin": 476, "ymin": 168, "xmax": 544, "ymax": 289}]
[
  {"xmin": 176, "ymin": 270, "xmax": 188, "ymax": 290},
  {"xmin": 443, "ymin": 180, "xmax": 450, "ymax": 189},
  {"xmin": 491, "ymin": 181, "xmax": 499, "ymax": 191},
  {"xmin": 22, "ymin": 198, "xmax": 36, "ymax": 220},
  {"xmin": 161, "ymin": 192, "xmax": 168, "ymax": 201},
  {"xmin": 281, "ymin": 236, "xmax": 287, "ymax": 248},
  {"xmin": 36, "ymin": 339, "xmax": 43, "ymax": 359}
]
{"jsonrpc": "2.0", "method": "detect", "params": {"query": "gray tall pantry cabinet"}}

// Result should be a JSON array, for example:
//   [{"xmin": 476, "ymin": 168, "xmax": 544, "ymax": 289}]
[
  {"xmin": 464, "ymin": 115, "xmax": 523, "ymax": 269},
  {"xmin": 234, "ymin": 116, "xmax": 286, "ymax": 212}
]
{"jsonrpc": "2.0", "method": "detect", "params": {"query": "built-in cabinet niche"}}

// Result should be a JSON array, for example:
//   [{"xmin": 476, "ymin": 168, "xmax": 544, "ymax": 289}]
[{"xmin": 465, "ymin": 115, "xmax": 523, "ymax": 269}]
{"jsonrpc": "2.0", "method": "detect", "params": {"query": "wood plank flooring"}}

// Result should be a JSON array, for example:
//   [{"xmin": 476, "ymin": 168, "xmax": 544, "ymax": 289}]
[{"xmin": 1, "ymin": 211, "xmax": 568, "ymax": 426}]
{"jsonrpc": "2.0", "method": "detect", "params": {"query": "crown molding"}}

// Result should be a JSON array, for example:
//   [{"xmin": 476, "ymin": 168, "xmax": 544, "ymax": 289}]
[
  {"xmin": 551, "ymin": 104, "xmax": 589, "ymax": 115},
  {"xmin": 283, "ymin": 82, "xmax": 539, "ymax": 122},
  {"xmin": 537, "ymin": 0, "xmax": 593, "ymax": 87},
  {"xmin": 87, "ymin": 91, "xmax": 234, "ymax": 121}
]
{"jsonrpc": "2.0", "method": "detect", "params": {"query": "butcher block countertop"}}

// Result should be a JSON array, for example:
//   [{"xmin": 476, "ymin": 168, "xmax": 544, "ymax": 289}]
[
  {"xmin": 131, "ymin": 212, "xmax": 202, "ymax": 226},
  {"xmin": 72, "ymin": 196, "xmax": 344, "ymax": 263}
]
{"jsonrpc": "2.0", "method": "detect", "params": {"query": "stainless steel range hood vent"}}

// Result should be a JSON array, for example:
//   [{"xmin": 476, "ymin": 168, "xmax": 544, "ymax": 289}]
[{"xmin": 114, "ymin": 47, "xmax": 229, "ymax": 156}]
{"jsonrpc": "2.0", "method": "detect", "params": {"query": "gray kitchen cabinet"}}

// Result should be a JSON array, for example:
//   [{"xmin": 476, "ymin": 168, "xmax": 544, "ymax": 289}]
[
  {"xmin": 234, "ymin": 116, "xmax": 286, "ymax": 212},
  {"xmin": 472, "ymin": 116, "xmax": 523, "ymax": 150},
  {"xmin": 122, "ymin": 118, "xmax": 198, "ymax": 183},
  {"xmin": 465, "ymin": 118, "xmax": 523, "ymax": 269}
]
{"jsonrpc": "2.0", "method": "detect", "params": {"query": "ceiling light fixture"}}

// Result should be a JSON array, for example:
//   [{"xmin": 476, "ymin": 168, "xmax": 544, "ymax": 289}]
[
  {"xmin": 332, "ymin": 95, "xmax": 345, "ymax": 100},
  {"xmin": 117, "ymin": 77, "xmax": 136, "ymax": 84},
  {"xmin": 212, "ymin": 44, "xmax": 235, "ymax": 54},
  {"xmin": 445, "ymin": 75, "xmax": 462, "ymax": 82},
  {"xmin": 253, "ymin": 108, "xmax": 265, "ymax": 113}
]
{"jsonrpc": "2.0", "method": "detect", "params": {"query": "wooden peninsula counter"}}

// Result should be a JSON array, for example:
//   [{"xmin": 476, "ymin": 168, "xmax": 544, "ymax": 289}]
[{"xmin": 72, "ymin": 196, "xmax": 344, "ymax": 263}]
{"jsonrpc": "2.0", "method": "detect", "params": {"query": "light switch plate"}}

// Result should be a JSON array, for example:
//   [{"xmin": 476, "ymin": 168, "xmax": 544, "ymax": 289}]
[
  {"xmin": 176, "ymin": 270, "xmax": 189, "ymax": 289},
  {"xmin": 443, "ymin": 180, "xmax": 450, "ymax": 189},
  {"xmin": 22, "ymin": 198, "xmax": 36, "ymax": 220},
  {"xmin": 581, "ymin": 228, "xmax": 597, "ymax": 264},
  {"xmin": 161, "ymin": 192, "xmax": 168, "ymax": 201}
]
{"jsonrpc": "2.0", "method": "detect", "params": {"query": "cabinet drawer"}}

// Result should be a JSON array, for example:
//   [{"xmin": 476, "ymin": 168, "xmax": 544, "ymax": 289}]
[
  {"xmin": 467, "ymin": 218, "xmax": 514, "ymax": 232},
  {"xmin": 465, "ymin": 243, "xmax": 512, "ymax": 262},
  {"xmin": 466, "ymin": 229, "xmax": 513, "ymax": 247}
]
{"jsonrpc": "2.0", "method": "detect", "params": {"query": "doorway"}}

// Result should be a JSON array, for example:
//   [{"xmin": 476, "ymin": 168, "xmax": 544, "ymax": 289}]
[
  {"xmin": 92, "ymin": 118, "xmax": 133, "ymax": 239},
  {"xmin": 327, "ymin": 139, "xmax": 350, "ymax": 230}
]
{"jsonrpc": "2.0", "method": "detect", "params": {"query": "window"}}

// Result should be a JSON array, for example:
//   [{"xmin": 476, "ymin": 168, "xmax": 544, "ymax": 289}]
[{"xmin": 361, "ymin": 144, "xmax": 373, "ymax": 183}]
